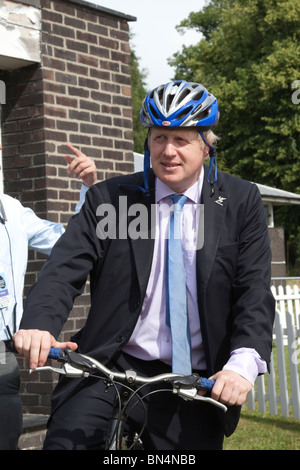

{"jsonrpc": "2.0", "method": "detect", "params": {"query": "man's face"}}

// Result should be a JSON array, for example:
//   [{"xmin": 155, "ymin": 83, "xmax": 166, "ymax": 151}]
[{"xmin": 148, "ymin": 128, "xmax": 208, "ymax": 193}]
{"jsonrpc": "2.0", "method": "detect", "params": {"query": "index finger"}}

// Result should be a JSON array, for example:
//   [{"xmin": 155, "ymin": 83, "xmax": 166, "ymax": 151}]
[
  {"xmin": 66, "ymin": 143, "xmax": 82, "ymax": 158},
  {"xmin": 27, "ymin": 334, "xmax": 51, "ymax": 369}
]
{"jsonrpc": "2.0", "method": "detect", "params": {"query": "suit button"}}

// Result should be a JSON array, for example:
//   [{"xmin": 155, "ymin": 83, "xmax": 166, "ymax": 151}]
[
  {"xmin": 134, "ymin": 301, "xmax": 140, "ymax": 309},
  {"xmin": 117, "ymin": 336, "xmax": 124, "ymax": 343}
]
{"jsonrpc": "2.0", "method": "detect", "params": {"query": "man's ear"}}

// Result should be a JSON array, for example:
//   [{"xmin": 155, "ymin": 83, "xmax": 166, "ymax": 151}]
[{"xmin": 203, "ymin": 145, "xmax": 210, "ymax": 159}]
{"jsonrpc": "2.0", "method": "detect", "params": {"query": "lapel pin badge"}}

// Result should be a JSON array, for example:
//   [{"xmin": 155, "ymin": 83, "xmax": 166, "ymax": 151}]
[{"xmin": 215, "ymin": 196, "xmax": 226, "ymax": 206}]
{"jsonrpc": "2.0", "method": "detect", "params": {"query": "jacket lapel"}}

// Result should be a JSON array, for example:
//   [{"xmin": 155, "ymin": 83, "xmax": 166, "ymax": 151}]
[
  {"xmin": 197, "ymin": 167, "xmax": 230, "ymax": 287},
  {"xmin": 128, "ymin": 171, "xmax": 156, "ymax": 302}
]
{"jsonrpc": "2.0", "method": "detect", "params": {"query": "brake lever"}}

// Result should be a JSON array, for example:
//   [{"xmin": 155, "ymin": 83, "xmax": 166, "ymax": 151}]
[
  {"xmin": 175, "ymin": 386, "xmax": 227, "ymax": 412},
  {"xmin": 30, "ymin": 363, "xmax": 89, "ymax": 378}
]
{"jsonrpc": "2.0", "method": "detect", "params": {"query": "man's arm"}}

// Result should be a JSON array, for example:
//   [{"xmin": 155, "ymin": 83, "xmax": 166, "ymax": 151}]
[
  {"xmin": 14, "ymin": 185, "xmax": 103, "ymax": 367},
  {"xmin": 203, "ymin": 184, "xmax": 275, "ymax": 406}
]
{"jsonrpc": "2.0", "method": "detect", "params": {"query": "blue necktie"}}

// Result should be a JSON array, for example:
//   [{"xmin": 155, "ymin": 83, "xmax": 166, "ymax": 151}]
[{"xmin": 166, "ymin": 194, "xmax": 192, "ymax": 375}]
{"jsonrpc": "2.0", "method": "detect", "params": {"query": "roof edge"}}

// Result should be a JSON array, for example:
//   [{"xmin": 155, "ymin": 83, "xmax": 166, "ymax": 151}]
[{"xmin": 65, "ymin": 0, "xmax": 137, "ymax": 21}]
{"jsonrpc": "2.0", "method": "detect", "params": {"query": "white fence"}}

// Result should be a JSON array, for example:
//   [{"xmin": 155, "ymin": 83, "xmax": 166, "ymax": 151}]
[{"xmin": 247, "ymin": 279, "xmax": 300, "ymax": 419}]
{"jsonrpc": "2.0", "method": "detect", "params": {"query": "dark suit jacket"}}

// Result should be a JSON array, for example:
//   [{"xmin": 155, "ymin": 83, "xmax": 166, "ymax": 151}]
[{"xmin": 21, "ymin": 166, "xmax": 275, "ymax": 436}]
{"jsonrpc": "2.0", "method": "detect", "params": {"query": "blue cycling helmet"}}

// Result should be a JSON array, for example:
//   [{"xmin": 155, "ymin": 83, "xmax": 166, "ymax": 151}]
[
  {"xmin": 140, "ymin": 80, "xmax": 219, "ymax": 129},
  {"xmin": 140, "ymin": 81, "xmax": 219, "ymax": 193}
]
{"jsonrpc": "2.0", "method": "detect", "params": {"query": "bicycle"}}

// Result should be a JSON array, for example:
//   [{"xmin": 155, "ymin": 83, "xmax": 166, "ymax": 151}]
[{"xmin": 31, "ymin": 347, "xmax": 227, "ymax": 450}]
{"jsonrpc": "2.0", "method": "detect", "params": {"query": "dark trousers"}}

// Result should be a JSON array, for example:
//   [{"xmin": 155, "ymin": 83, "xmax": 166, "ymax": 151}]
[
  {"xmin": 43, "ymin": 352, "xmax": 224, "ymax": 450},
  {"xmin": 0, "ymin": 341, "xmax": 23, "ymax": 450}
]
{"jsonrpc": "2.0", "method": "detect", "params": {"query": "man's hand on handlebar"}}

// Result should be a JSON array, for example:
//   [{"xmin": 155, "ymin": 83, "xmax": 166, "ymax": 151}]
[
  {"xmin": 199, "ymin": 369, "xmax": 252, "ymax": 407},
  {"xmin": 13, "ymin": 329, "xmax": 252, "ymax": 408},
  {"xmin": 13, "ymin": 329, "xmax": 78, "ymax": 370}
]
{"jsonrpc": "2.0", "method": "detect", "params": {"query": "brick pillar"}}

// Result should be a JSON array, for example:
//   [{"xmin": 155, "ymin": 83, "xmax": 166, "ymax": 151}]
[{"xmin": 1, "ymin": 0, "xmax": 135, "ymax": 414}]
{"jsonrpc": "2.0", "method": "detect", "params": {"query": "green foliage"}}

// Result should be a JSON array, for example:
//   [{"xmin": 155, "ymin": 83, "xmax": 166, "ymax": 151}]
[
  {"xmin": 170, "ymin": 0, "xmax": 300, "ymax": 189},
  {"xmin": 169, "ymin": 0, "xmax": 300, "ymax": 273}
]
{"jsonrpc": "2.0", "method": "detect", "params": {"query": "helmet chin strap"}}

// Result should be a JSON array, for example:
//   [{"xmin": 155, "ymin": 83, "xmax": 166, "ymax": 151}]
[
  {"xmin": 143, "ymin": 136, "xmax": 151, "ymax": 193},
  {"xmin": 199, "ymin": 131, "xmax": 218, "ymax": 186}
]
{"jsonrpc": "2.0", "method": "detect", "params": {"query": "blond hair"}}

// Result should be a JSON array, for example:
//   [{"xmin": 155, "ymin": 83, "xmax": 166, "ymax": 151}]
[{"xmin": 199, "ymin": 129, "xmax": 220, "ymax": 148}]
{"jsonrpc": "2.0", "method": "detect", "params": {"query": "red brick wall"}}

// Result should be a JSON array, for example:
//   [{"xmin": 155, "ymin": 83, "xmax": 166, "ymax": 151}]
[{"xmin": 0, "ymin": 0, "xmax": 135, "ymax": 414}]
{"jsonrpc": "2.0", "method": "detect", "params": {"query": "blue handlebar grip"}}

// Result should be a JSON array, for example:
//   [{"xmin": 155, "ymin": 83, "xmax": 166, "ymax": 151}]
[
  {"xmin": 48, "ymin": 347, "xmax": 62, "ymax": 360},
  {"xmin": 199, "ymin": 377, "xmax": 215, "ymax": 391}
]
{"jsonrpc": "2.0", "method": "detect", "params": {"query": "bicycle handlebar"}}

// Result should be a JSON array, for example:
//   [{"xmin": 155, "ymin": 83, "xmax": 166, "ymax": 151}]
[{"xmin": 33, "ymin": 347, "xmax": 227, "ymax": 413}]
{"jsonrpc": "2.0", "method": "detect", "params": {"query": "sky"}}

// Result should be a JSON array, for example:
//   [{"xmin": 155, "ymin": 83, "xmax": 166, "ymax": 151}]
[{"xmin": 90, "ymin": 0, "xmax": 207, "ymax": 90}]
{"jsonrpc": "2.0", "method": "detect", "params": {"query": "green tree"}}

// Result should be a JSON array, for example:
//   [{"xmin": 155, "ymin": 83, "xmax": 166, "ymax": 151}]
[
  {"xmin": 170, "ymin": 0, "xmax": 300, "ymax": 189},
  {"xmin": 130, "ymin": 43, "xmax": 149, "ymax": 154},
  {"xmin": 169, "ymin": 0, "xmax": 300, "ymax": 274}
]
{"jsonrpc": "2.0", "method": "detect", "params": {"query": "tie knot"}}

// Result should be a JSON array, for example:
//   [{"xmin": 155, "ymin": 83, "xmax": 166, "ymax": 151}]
[{"xmin": 170, "ymin": 194, "xmax": 188, "ymax": 210}]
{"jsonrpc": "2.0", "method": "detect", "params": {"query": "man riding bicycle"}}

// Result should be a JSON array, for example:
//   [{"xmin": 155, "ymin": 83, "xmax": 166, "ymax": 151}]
[{"xmin": 14, "ymin": 81, "xmax": 275, "ymax": 450}]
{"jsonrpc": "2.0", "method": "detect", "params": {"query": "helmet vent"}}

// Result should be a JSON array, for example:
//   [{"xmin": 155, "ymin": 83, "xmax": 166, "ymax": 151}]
[
  {"xmin": 157, "ymin": 88, "xmax": 164, "ymax": 104},
  {"xmin": 192, "ymin": 103, "xmax": 210, "ymax": 118},
  {"xmin": 193, "ymin": 90, "xmax": 205, "ymax": 101},
  {"xmin": 175, "ymin": 105, "xmax": 193, "ymax": 121},
  {"xmin": 177, "ymin": 88, "xmax": 190, "ymax": 104},
  {"xmin": 149, "ymin": 103, "xmax": 160, "ymax": 120},
  {"xmin": 166, "ymin": 94, "xmax": 174, "ymax": 112}
]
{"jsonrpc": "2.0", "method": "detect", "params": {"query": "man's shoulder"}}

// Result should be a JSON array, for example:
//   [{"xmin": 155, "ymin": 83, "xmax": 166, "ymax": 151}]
[
  {"xmin": 87, "ymin": 172, "xmax": 146, "ymax": 201},
  {"xmin": 96, "ymin": 172, "xmax": 143, "ymax": 189},
  {"xmin": 217, "ymin": 170, "xmax": 251, "ymax": 187},
  {"xmin": 0, "ymin": 193, "xmax": 24, "ymax": 212},
  {"xmin": 105, "ymin": 171, "xmax": 144, "ymax": 189},
  {"xmin": 217, "ymin": 170, "xmax": 259, "ymax": 196}
]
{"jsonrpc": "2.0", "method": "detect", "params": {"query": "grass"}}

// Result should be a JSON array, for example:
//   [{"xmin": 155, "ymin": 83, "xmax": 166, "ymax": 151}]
[
  {"xmin": 223, "ymin": 322, "xmax": 300, "ymax": 450},
  {"xmin": 223, "ymin": 407, "xmax": 300, "ymax": 450}
]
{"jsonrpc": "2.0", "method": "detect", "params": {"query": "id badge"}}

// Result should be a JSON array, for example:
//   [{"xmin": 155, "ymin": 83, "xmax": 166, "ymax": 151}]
[{"xmin": 0, "ymin": 271, "xmax": 10, "ymax": 309}]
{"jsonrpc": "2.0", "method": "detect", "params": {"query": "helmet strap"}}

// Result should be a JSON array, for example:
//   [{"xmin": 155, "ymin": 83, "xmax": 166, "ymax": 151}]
[
  {"xmin": 199, "ymin": 131, "xmax": 218, "ymax": 185},
  {"xmin": 143, "ymin": 136, "xmax": 151, "ymax": 192}
]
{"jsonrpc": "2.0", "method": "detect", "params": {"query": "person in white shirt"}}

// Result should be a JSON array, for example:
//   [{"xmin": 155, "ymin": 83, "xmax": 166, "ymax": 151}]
[{"xmin": 0, "ymin": 143, "xmax": 97, "ymax": 450}]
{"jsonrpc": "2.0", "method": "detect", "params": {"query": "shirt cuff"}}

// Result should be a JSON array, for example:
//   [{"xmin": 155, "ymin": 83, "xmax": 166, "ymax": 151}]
[{"xmin": 222, "ymin": 348, "xmax": 267, "ymax": 386}]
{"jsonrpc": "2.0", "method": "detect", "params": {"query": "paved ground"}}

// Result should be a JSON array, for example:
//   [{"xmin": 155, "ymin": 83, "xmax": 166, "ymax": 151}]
[{"xmin": 18, "ymin": 414, "xmax": 48, "ymax": 450}]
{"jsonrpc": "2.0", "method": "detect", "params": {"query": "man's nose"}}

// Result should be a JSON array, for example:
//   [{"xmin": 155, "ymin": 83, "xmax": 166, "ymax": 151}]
[{"xmin": 164, "ymin": 140, "xmax": 177, "ymax": 156}]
